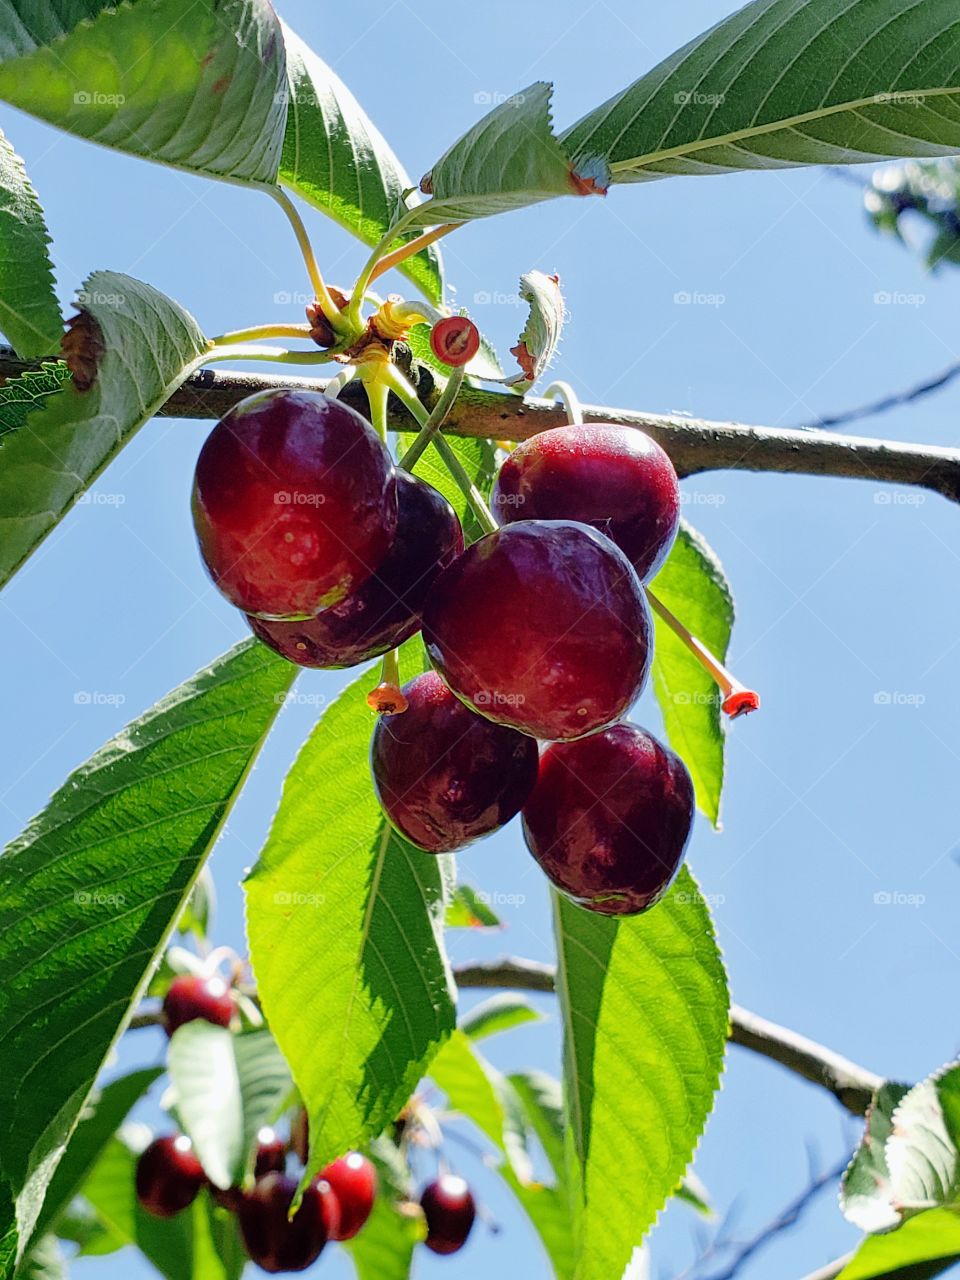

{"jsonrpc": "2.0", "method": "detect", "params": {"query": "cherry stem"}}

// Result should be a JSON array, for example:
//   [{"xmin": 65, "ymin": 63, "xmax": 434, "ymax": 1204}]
[
  {"xmin": 645, "ymin": 587, "xmax": 761, "ymax": 719},
  {"xmin": 208, "ymin": 322, "xmax": 315, "ymax": 347},
  {"xmin": 362, "ymin": 370, "xmax": 390, "ymax": 443},
  {"xmin": 348, "ymin": 206, "xmax": 433, "ymax": 329},
  {"xmin": 398, "ymin": 366, "xmax": 465, "ymax": 470},
  {"xmin": 203, "ymin": 344, "xmax": 336, "ymax": 367},
  {"xmin": 542, "ymin": 380, "xmax": 584, "ymax": 426},
  {"xmin": 368, "ymin": 223, "xmax": 460, "ymax": 286},
  {"xmin": 266, "ymin": 187, "xmax": 349, "ymax": 335},
  {"xmin": 324, "ymin": 364, "xmax": 357, "ymax": 399},
  {"xmin": 385, "ymin": 366, "xmax": 497, "ymax": 535}
]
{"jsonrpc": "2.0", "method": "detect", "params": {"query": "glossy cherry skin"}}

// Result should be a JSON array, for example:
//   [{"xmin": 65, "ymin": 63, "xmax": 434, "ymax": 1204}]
[
  {"xmin": 162, "ymin": 973, "xmax": 234, "ymax": 1037},
  {"xmin": 422, "ymin": 520, "xmax": 652, "ymax": 740},
  {"xmin": 192, "ymin": 389, "xmax": 397, "ymax": 619},
  {"xmin": 253, "ymin": 1128, "xmax": 287, "ymax": 1179},
  {"xmin": 491, "ymin": 424, "xmax": 680, "ymax": 581},
  {"xmin": 135, "ymin": 1135, "xmax": 206, "ymax": 1218},
  {"xmin": 420, "ymin": 1175, "xmax": 476, "ymax": 1255},
  {"xmin": 320, "ymin": 1152, "xmax": 377, "ymax": 1240},
  {"xmin": 238, "ymin": 1172, "xmax": 339, "ymax": 1273},
  {"xmin": 248, "ymin": 472, "xmax": 463, "ymax": 668},
  {"xmin": 371, "ymin": 671, "xmax": 540, "ymax": 852},
  {"xmin": 522, "ymin": 723, "xmax": 694, "ymax": 915}
]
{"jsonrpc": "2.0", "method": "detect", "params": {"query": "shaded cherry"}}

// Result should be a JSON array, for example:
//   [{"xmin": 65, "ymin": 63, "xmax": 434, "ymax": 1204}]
[
  {"xmin": 522, "ymin": 723, "xmax": 694, "ymax": 915},
  {"xmin": 371, "ymin": 671, "xmax": 539, "ymax": 852},
  {"xmin": 135, "ymin": 1135, "xmax": 205, "ymax": 1218},
  {"xmin": 162, "ymin": 973, "xmax": 233, "ymax": 1037},
  {"xmin": 319, "ymin": 1151, "xmax": 377, "ymax": 1240},
  {"xmin": 192, "ymin": 389, "xmax": 397, "ymax": 619},
  {"xmin": 491, "ymin": 424, "xmax": 680, "ymax": 581},
  {"xmin": 238, "ymin": 1172, "xmax": 339, "ymax": 1274},
  {"xmin": 254, "ymin": 1127, "xmax": 287, "ymax": 1179},
  {"xmin": 248, "ymin": 472, "xmax": 462, "ymax": 668},
  {"xmin": 420, "ymin": 1174, "xmax": 476, "ymax": 1255},
  {"xmin": 422, "ymin": 520, "xmax": 652, "ymax": 740}
]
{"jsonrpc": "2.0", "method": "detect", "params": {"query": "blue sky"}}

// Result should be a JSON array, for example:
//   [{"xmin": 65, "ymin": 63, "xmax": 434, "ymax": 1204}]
[{"xmin": 3, "ymin": 2, "xmax": 960, "ymax": 1277}]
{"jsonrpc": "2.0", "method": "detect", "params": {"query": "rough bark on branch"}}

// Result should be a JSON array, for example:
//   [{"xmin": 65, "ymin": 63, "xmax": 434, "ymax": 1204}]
[{"xmin": 3, "ymin": 348, "xmax": 960, "ymax": 503}]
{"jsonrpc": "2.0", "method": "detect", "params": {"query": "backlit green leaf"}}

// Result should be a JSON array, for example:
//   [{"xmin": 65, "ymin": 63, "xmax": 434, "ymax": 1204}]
[{"xmin": 0, "ymin": 128, "xmax": 60, "ymax": 357}]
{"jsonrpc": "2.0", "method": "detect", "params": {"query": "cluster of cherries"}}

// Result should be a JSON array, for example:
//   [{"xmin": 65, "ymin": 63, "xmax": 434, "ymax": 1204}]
[
  {"xmin": 136, "ymin": 973, "xmax": 476, "ymax": 1270},
  {"xmin": 191, "ymin": 327, "xmax": 711, "ymax": 914}
]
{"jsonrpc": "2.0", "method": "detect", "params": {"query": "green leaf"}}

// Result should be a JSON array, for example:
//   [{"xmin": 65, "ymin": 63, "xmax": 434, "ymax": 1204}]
[
  {"xmin": 501, "ymin": 1170, "xmax": 577, "ymax": 1280},
  {"xmin": 553, "ymin": 867, "xmax": 729, "ymax": 1279},
  {"xmin": 461, "ymin": 994, "xmax": 540, "ymax": 1042},
  {"xmin": 650, "ymin": 521, "xmax": 734, "ymax": 827},
  {"xmin": 501, "ymin": 271, "xmax": 565, "ymax": 391},
  {"xmin": 0, "ymin": 639, "xmax": 296, "ymax": 1270},
  {"xmin": 445, "ymin": 884, "xmax": 502, "ymax": 929},
  {"xmin": 0, "ymin": 0, "xmax": 286, "ymax": 184},
  {"xmin": 14, "ymin": 1235, "xmax": 63, "ymax": 1280},
  {"xmin": 842, "ymin": 1082, "xmax": 913, "ymax": 1233},
  {"xmin": 0, "ymin": 361, "xmax": 71, "ymax": 440},
  {"xmin": 429, "ymin": 1030, "xmax": 530, "ymax": 1179},
  {"xmin": 344, "ymin": 1191, "xmax": 423, "ymax": 1280},
  {"xmin": 279, "ymin": 22, "xmax": 442, "ymax": 305},
  {"xmin": 176, "ymin": 866, "xmax": 216, "ymax": 942},
  {"xmin": 562, "ymin": 0, "xmax": 960, "ymax": 183},
  {"xmin": 414, "ymin": 82, "xmax": 609, "ymax": 225},
  {"xmin": 0, "ymin": 270, "xmax": 208, "ymax": 590},
  {"xmin": 31, "ymin": 1067, "xmax": 162, "ymax": 1245},
  {"xmin": 507, "ymin": 1071, "xmax": 566, "ymax": 1183},
  {"xmin": 396, "ymin": 431, "xmax": 496, "ymax": 546},
  {"xmin": 167, "ymin": 1024, "xmax": 293, "ymax": 1190},
  {"xmin": 885, "ymin": 1065, "xmax": 960, "ymax": 1224},
  {"xmin": 80, "ymin": 1131, "xmax": 245, "ymax": 1280},
  {"xmin": 244, "ymin": 644, "xmax": 456, "ymax": 1184},
  {"xmin": 838, "ymin": 1209, "xmax": 960, "ymax": 1279},
  {"xmin": 0, "ymin": 128, "xmax": 60, "ymax": 357}
]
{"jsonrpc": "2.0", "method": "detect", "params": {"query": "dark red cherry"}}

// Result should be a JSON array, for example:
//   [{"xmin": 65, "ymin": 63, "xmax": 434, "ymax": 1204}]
[
  {"xmin": 371, "ymin": 671, "xmax": 539, "ymax": 852},
  {"xmin": 319, "ymin": 1152, "xmax": 377, "ymax": 1240},
  {"xmin": 420, "ymin": 1175, "xmax": 476, "ymax": 1255},
  {"xmin": 522, "ymin": 723, "xmax": 694, "ymax": 915},
  {"xmin": 492, "ymin": 424, "xmax": 680, "ymax": 581},
  {"xmin": 422, "ymin": 520, "xmax": 652, "ymax": 740},
  {"xmin": 162, "ymin": 973, "xmax": 233, "ymax": 1037},
  {"xmin": 135, "ymin": 1135, "xmax": 205, "ymax": 1218},
  {"xmin": 248, "ymin": 472, "xmax": 463, "ymax": 668},
  {"xmin": 192, "ymin": 389, "xmax": 397, "ymax": 619},
  {"xmin": 254, "ymin": 1127, "xmax": 287, "ymax": 1179},
  {"xmin": 238, "ymin": 1172, "xmax": 339, "ymax": 1273}
]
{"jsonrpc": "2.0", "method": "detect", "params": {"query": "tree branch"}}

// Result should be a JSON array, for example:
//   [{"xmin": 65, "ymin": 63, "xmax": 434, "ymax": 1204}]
[
  {"xmin": 798, "ymin": 357, "xmax": 960, "ymax": 431},
  {"xmin": 451, "ymin": 958, "xmax": 882, "ymax": 1116},
  {"xmin": 5, "ymin": 348, "xmax": 960, "ymax": 503}
]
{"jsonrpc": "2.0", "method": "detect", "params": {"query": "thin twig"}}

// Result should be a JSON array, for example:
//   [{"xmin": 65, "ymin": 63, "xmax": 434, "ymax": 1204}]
[
  {"xmin": 451, "ymin": 959, "xmax": 881, "ymax": 1116},
  {"xmin": 798, "ymin": 358, "xmax": 960, "ymax": 431}
]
